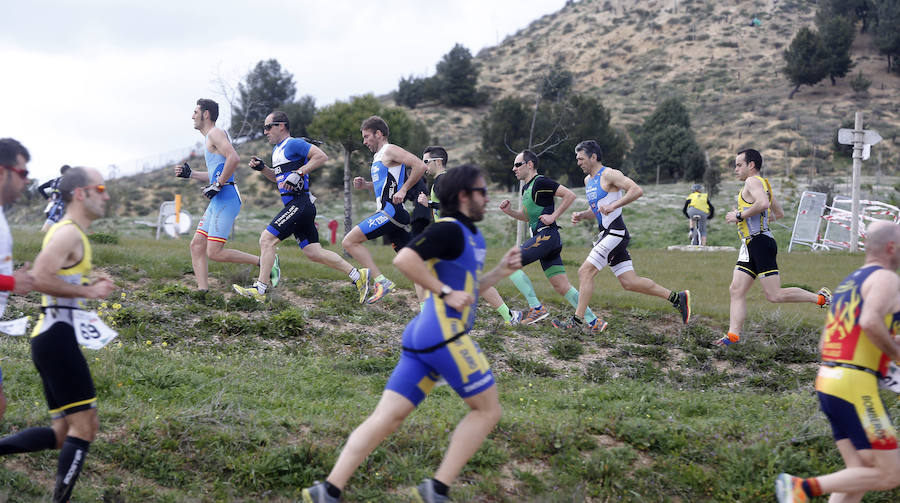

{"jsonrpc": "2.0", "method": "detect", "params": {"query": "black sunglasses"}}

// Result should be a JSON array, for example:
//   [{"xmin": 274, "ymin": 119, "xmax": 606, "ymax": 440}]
[
  {"xmin": 513, "ymin": 161, "xmax": 525, "ymax": 168},
  {"xmin": 423, "ymin": 158, "xmax": 442, "ymax": 164},
  {"xmin": 469, "ymin": 187, "xmax": 487, "ymax": 196},
  {"xmin": 263, "ymin": 122, "xmax": 286, "ymax": 132}
]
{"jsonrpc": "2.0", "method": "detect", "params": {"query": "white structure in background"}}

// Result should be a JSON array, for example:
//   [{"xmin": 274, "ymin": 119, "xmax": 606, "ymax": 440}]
[
  {"xmin": 788, "ymin": 191, "xmax": 827, "ymax": 252},
  {"xmin": 156, "ymin": 201, "xmax": 192, "ymax": 239},
  {"xmin": 788, "ymin": 193, "xmax": 900, "ymax": 252}
]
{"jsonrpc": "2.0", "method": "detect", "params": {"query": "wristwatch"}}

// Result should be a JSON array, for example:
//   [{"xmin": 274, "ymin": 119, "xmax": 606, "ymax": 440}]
[
  {"xmin": 438, "ymin": 284, "xmax": 452, "ymax": 298},
  {"xmin": 735, "ymin": 211, "xmax": 743, "ymax": 222},
  {"xmin": 214, "ymin": 181, "xmax": 222, "ymax": 189}
]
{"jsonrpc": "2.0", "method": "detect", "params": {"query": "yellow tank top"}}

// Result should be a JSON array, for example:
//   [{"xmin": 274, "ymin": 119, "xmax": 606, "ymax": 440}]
[
  {"xmin": 736, "ymin": 175, "xmax": 773, "ymax": 242},
  {"xmin": 32, "ymin": 220, "xmax": 92, "ymax": 336},
  {"xmin": 686, "ymin": 192, "xmax": 710, "ymax": 213}
]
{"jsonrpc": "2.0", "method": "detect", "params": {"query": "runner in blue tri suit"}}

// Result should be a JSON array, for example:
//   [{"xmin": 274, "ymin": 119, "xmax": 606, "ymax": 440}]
[
  {"xmin": 232, "ymin": 111, "xmax": 368, "ymax": 302},
  {"xmin": 555, "ymin": 140, "xmax": 691, "ymax": 331},
  {"xmin": 342, "ymin": 115, "xmax": 426, "ymax": 304},
  {"xmin": 173, "ymin": 99, "xmax": 263, "ymax": 292},
  {"xmin": 303, "ymin": 164, "xmax": 522, "ymax": 503}
]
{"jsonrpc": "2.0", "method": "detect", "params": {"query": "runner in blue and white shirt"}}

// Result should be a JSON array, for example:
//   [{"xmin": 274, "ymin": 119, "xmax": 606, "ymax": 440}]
[{"xmin": 232, "ymin": 111, "xmax": 368, "ymax": 302}]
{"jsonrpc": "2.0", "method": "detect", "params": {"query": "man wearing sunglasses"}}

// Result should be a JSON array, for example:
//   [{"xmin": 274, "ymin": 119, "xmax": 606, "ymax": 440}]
[
  {"xmin": 499, "ymin": 150, "xmax": 604, "ymax": 330},
  {"xmin": 173, "ymin": 98, "xmax": 265, "ymax": 292},
  {"xmin": 417, "ymin": 146, "xmax": 524, "ymax": 325},
  {"xmin": 233, "ymin": 111, "xmax": 368, "ymax": 302},
  {"xmin": 0, "ymin": 166, "xmax": 115, "ymax": 503},
  {"xmin": 554, "ymin": 140, "xmax": 691, "ymax": 333},
  {"xmin": 342, "ymin": 116, "xmax": 426, "ymax": 304},
  {"xmin": 0, "ymin": 138, "xmax": 36, "ymax": 422},
  {"xmin": 303, "ymin": 164, "xmax": 522, "ymax": 503}
]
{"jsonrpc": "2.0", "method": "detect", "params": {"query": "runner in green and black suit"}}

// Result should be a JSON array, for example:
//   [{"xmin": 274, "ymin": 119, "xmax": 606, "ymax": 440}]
[{"xmin": 499, "ymin": 150, "xmax": 600, "ymax": 327}]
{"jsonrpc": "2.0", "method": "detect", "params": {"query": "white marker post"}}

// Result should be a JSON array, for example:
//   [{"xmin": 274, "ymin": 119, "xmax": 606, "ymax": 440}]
[{"xmin": 837, "ymin": 112, "xmax": 883, "ymax": 252}]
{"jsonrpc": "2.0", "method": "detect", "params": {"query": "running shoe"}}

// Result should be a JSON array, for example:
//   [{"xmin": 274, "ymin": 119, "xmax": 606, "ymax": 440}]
[
  {"xmin": 411, "ymin": 479, "xmax": 450, "ymax": 503},
  {"xmin": 713, "ymin": 333, "xmax": 740, "ymax": 347},
  {"xmin": 232, "ymin": 283, "xmax": 266, "ymax": 303},
  {"xmin": 506, "ymin": 310, "xmax": 523, "ymax": 326},
  {"xmin": 366, "ymin": 279, "xmax": 395, "ymax": 304},
  {"xmin": 269, "ymin": 254, "xmax": 281, "ymax": 288},
  {"xmin": 302, "ymin": 481, "xmax": 340, "ymax": 503},
  {"xmin": 817, "ymin": 287, "xmax": 832, "ymax": 309},
  {"xmin": 355, "ymin": 268, "xmax": 370, "ymax": 304},
  {"xmin": 676, "ymin": 290, "xmax": 691, "ymax": 324},
  {"xmin": 775, "ymin": 473, "xmax": 808, "ymax": 503},
  {"xmin": 522, "ymin": 305, "xmax": 549, "ymax": 325},
  {"xmin": 589, "ymin": 317, "xmax": 609, "ymax": 334},
  {"xmin": 551, "ymin": 315, "xmax": 580, "ymax": 330}
]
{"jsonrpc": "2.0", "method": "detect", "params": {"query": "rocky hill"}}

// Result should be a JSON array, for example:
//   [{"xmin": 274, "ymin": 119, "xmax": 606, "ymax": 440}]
[{"xmin": 402, "ymin": 0, "xmax": 899, "ymax": 178}]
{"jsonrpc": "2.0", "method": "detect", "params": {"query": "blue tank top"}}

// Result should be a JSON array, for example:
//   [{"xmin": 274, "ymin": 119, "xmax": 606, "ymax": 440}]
[
  {"xmin": 371, "ymin": 144, "xmax": 406, "ymax": 211},
  {"xmin": 425, "ymin": 217, "xmax": 486, "ymax": 333},
  {"xmin": 585, "ymin": 167, "xmax": 626, "ymax": 233},
  {"xmin": 205, "ymin": 131, "xmax": 237, "ymax": 197}
]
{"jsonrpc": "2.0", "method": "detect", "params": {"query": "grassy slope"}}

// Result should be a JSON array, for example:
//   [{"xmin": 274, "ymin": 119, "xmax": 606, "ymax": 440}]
[{"xmin": 2, "ymin": 177, "xmax": 899, "ymax": 502}]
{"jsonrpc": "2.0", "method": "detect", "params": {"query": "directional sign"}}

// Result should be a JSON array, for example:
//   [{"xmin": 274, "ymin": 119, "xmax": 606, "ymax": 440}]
[
  {"xmin": 838, "ymin": 128, "xmax": 883, "ymax": 145},
  {"xmin": 864, "ymin": 130, "xmax": 883, "ymax": 145}
]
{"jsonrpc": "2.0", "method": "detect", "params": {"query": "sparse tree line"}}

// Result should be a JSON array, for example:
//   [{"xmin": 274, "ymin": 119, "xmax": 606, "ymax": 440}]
[
  {"xmin": 783, "ymin": 0, "xmax": 900, "ymax": 98},
  {"xmin": 225, "ymin": 47, "xmax": 712, "ymax": 197}
]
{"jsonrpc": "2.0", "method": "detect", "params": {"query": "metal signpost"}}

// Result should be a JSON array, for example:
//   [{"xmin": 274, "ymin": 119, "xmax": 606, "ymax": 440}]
[{"xmin": 837, "ymin": 112, "xmax": 883, "ymax": 252}]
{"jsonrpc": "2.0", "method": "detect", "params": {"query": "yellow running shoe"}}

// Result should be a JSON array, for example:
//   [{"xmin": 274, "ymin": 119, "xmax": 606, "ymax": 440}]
[
  {"xmin": 355, "ymin": 268, "xmax": 370, "ymax": 304},
  {"xmin": 232, "ymin": 283, "xmax": 266, "ymax": 303}
]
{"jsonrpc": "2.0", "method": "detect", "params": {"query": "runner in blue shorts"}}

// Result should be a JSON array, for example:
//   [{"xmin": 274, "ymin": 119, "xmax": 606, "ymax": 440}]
[
  {"xmin": 232, "ymin": 111, "xmax": 369, "ymax": 302},
  {"xmin": 173, "ymin": 99, "xmax": 265, "ymax": 292},
  {"xmin": 303, "ymin": 164, "xmax": 522, "ymax": 503},
  {"xmin": 342, "ymin": 115, "xmax": 426, "ymax": 304}
]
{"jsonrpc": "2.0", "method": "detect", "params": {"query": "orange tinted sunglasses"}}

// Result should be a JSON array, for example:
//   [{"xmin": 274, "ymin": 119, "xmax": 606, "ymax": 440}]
[{"xmin": 83, "ymin": 184, "xmax": 106, "ymax": 194}]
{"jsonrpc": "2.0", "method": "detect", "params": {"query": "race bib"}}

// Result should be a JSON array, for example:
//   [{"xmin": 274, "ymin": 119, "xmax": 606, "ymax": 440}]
[
  {"xmin": 738, "ymin": 243, "xmax": 749, "ymax": 263},
  {"xmin": 0, "ymin": 316, "xmax": 30, "ymax": 336},
  {"xmin": 72, "ymin": 310, "xmax": 118, "ymax": 349},
  {"xmin": 880, "ymin": 361, "xmax": 900, "ymax": 394}
]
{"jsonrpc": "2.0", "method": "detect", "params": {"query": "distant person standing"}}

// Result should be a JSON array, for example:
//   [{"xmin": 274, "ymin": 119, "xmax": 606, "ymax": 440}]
[
  {"xmin": 232, "ymin": 111, "xmax": 368, "ymax": 302},
  {"xmin": 683, "ymin": 183, "xmax": 714, "ymax": 246},
  {"xmin": 39, "ymin": 165, "xmax": 71, "ymax": 232},
  {"xmin": 418, "ymin": 146, "xmax": 523, "ymax": 325},
  {"xmin": 342, "ymin": 116, "xmax": 426, "ymax": 304},
  {"xmin": 0, "ymin": 138, "xmax": 36, "ymax": 421},
  {"xmin": 499, "ymin": 150, "xmax": 601, "ymax": 328},
  {"xmin": 716, "ymin": 148, "xmax": 830, "ymax": 346},
  {"xmin": 173, "ymin": 98, "xmax": 269, "ymax": 292},
  {"xmin": 553, "ymin": 140, "xmax": 691, "ymax": 332},
  {"xmin": 776, "ymin": 221, "xmax": 900, "ymax": 503},
  {"xmin": 0, "ymin": 167, "xmax": 115, "ymax": 503}
]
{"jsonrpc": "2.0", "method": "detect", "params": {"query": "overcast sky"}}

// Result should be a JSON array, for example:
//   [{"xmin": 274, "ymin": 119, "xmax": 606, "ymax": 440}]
[{"xmin": 1, "ymin": 0, "xmax": 566, "ymax": 183}]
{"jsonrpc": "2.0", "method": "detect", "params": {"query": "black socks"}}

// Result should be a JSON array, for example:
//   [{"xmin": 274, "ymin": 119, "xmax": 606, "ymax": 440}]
[
  {"xmin": 0, "ymin": 426, "xmax": 56, "ymax": 455},
  {"xmin": 53, "ymin": 436, "xmax": 90, "ymax": 503}
]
